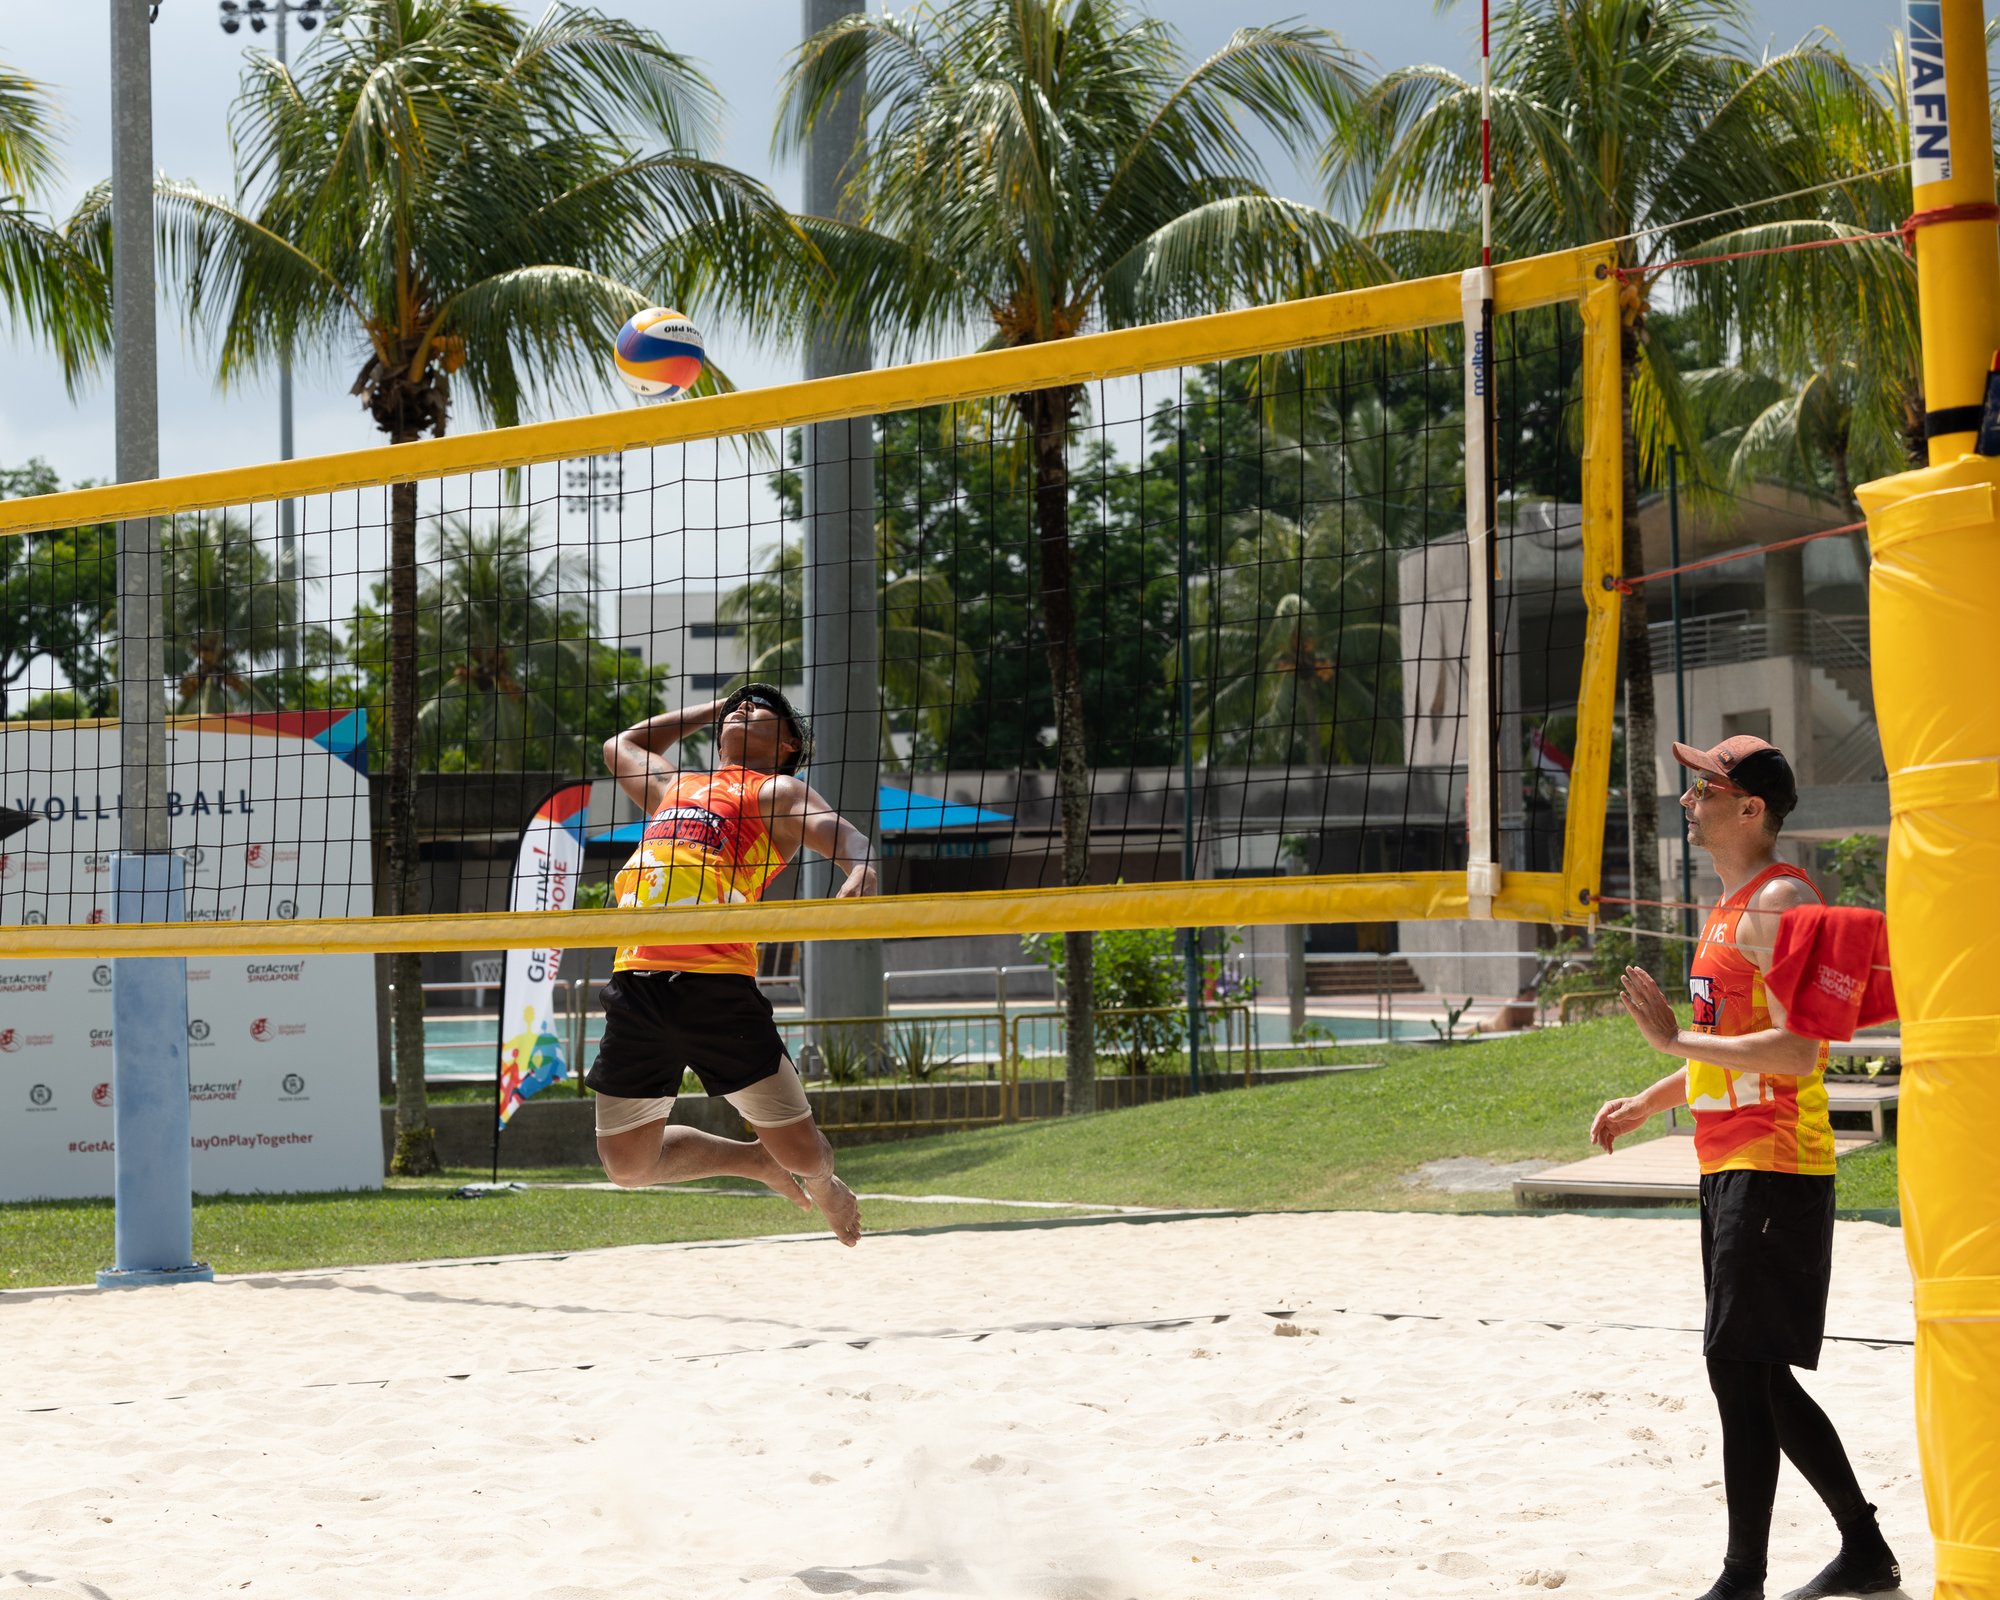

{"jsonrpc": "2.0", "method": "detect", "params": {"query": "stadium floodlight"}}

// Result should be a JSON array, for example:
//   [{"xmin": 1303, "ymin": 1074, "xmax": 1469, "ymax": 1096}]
[{"xmin": 562, "ymin": 454, "xmax": 622, "ymax": 622}]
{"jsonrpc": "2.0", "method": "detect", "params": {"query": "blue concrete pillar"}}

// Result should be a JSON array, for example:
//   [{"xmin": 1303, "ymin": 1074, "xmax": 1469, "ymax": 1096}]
[{"xmin": 97, "ymin": 852, "xmax": 212, "ymax": 1289}]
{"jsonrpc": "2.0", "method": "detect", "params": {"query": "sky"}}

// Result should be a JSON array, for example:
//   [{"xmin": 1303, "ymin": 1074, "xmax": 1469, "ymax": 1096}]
[{"xmin": 0, "ymin": 0, "xmax": 1914, "ymax": 495}]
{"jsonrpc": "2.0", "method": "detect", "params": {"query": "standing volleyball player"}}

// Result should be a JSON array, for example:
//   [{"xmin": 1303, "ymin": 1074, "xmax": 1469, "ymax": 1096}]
[
  {"xmin": 587, "ymin": 684, "xmax": 868, "ymax": 1247},
  {"xmin": 1589, "ymin": 736, "xmax": 1900, "ymax": 1600}
]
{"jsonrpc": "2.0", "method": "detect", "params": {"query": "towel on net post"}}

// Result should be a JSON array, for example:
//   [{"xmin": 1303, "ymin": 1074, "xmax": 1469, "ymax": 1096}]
[{"xmin": 1764, "ymin": 904, "xmax": 1897, "ymax": 1042}]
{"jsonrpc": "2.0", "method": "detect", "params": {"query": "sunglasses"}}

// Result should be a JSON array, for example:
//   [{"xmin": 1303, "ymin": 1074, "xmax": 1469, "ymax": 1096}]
[{"xmin": 1688, "ymin": 774, "xmax": 1744, "ymax": 800}]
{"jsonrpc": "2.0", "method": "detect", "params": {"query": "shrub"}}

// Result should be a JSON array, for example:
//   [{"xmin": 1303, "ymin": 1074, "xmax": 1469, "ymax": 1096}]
[
  {"xmin": 1822, "ymin": 833, "xmax": 1885, "ymax": 909},
  {"xmin": 1536, "ymin": 916, "xmax": 1684, "ymax": 1016},
  {"xmin": 889, "ymin": 1021, "xmax": 963, "ymax": 1083},
  {"xmin": 1022, "ymin": 922, "xmax": 1183, "ymax": 1074}
]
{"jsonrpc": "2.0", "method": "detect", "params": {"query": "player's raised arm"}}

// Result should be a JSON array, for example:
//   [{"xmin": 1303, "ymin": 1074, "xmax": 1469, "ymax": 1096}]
[
  {"xmin": 774, "ymin": 778, "xmax": 876, "ymax": 899},
  {"xmin": 602, "ymin": 700, "xmax": 725, "ymax": 816}
]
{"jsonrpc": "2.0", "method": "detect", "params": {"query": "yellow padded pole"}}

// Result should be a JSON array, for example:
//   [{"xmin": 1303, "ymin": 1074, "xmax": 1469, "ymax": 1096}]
[
  {"xmin": 1855, "ymin": 4, "xmax": 2000, "ymax": 1593},
  {"xmin": 1905, "ymin": 0, "xmax": 2000, "ymax": 465}
]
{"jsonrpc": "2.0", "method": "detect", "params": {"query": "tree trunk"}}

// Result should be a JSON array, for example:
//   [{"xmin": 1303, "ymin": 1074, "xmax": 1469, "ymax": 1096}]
[
  {"xmin": 1618, "ymin": 328, "xmax": 1665, "ymax": 982},
  {"xmin": 386, "ymin": 469, "xmax": 437, "ymax": 1175},
  {"xmin": 1026, "ymin": 384, "xmax": 1095, "ymax": 1114}
]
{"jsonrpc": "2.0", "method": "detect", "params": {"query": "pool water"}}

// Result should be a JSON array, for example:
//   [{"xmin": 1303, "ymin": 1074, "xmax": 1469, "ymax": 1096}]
[{"xmin": 422, "ymin": 1007, "xmax": 1428, "ymax": 1077}]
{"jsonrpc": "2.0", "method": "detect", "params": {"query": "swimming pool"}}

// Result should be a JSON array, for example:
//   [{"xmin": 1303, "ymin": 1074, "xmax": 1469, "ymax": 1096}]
[{"xmin": 420, "ymin": 1006, "xmax": 1430, "ymax": 1078}]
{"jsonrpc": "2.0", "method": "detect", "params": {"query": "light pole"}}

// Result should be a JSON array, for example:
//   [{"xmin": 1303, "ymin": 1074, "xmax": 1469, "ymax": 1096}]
[
  {"xmin": 800, "ymin": 0, "xmax": 884, "ymax": 1039},
  {"xmin": 562, "ymin": 454, "xmax": 624, "ymax": 619},
  {"xmin": 217, "ymin": 0, "xmax": 331, "ymax": 680},
  {"xmin": 101, "ymin": 0, "xmax": 208, "ymax": 1289}
]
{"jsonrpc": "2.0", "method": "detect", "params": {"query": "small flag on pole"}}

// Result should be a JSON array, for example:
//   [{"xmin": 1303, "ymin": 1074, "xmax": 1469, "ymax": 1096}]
[{"xmin": 1529, "ymin": 727, "xmax": 1573, "ymax": 789}]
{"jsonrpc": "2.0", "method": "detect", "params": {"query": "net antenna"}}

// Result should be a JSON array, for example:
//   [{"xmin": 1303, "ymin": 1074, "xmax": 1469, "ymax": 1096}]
[{"xmin": 1460, "ymin": 0, "xmax": 1502, "ymax": 918}]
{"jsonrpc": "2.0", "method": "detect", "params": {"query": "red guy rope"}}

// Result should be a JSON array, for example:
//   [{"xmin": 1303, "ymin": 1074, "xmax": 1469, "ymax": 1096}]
[
  {"xmin": 1608, "ymin": 522, "xmax": 1864, "ymax": 595},
  {"xmin": 1617, "ymin": 202, "xmax": 2000, "ymax": 284}
]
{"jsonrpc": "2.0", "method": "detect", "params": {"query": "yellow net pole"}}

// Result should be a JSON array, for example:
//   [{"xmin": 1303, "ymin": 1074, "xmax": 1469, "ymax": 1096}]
[{"xmin": 1854, "ymin": 3, "xmax": 2000, "ymax": 1593}]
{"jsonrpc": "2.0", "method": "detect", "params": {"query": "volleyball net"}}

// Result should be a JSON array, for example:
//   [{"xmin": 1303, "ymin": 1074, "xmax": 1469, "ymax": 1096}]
[{"xmin": 0, "ymin": 243, "xmax": 1620, "ymax": 961}]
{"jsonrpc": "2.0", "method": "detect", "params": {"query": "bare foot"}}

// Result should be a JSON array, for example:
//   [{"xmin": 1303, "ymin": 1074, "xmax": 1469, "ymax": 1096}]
[
  {"xmin": 751, "ymin": 1145, "xmax": 814, "ymax": 1214},
  {"xmin": 799, "ymin": 1170, "xmax": 862, "ymax": 1247}
]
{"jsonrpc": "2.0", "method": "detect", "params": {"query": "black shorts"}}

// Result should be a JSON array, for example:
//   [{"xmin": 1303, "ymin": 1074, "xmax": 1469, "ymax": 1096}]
[
  {"xmin": 584, "ymin": 970, "xmax": 789, "ymax": 1101},
  {"xmin": 1699, "ymin": 1169, "xmax": 1836, "ymax": 1369}
]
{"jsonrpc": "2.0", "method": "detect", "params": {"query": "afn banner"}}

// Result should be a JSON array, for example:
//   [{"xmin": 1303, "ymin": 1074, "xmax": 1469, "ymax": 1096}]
[{"xmin": 496, "ymin": 783, "xmax": 590, "ymax": 1130}]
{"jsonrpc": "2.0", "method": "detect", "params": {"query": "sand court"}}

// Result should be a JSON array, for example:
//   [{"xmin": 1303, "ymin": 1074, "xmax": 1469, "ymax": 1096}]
[{"xmin": 0, "ymin": 1212, "xmax": 1926, "ymax": 1599}]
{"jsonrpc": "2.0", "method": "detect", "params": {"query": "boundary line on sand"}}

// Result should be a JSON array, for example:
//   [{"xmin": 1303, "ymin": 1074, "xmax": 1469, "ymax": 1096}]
[{"xmin": 11, "ymin": 1304, "xmax": 1916, "ymax": 1418}]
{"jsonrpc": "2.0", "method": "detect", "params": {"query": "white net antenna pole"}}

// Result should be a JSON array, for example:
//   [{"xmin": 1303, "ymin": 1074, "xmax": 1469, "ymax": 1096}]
[{"xmin": 1461, "ymin": 0, "xmax": 1501, "ymax": 918}]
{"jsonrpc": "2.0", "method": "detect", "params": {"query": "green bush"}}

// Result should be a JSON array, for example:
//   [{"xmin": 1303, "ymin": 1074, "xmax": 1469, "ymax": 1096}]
[
  {"xmin": 1022, "ymin": 923, "xmax": 1184, "ymax": 1074},
  {"xmin": 889, "ymin": 1021, "xmax": 963, "ymax": 1083},
  {"xmin": 818, "ymin": 1028, "xmax": 877, "ymax": 1086},
  {"xmin": 1822, "ymin": 833, "xmax": 1885, "ymax": 909},
  {"xmin": 1537, "ymin": 915, "xmax": 1684, "ymax": 1015}
]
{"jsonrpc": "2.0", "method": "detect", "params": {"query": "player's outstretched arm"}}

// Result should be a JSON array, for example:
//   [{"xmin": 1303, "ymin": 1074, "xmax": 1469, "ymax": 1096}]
[
  {"xmin": 767, "ymin": 778, "xmax": 876, "ymax": 897},
  {"xmin": 603, "ymin": 700, "xmax": 725, "ymax": 815}
]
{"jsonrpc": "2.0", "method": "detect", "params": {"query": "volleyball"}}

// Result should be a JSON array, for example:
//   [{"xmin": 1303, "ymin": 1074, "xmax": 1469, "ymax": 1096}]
[{"xmin": 613, "ymin": 307, "xmax": 705, "ymax": 401}]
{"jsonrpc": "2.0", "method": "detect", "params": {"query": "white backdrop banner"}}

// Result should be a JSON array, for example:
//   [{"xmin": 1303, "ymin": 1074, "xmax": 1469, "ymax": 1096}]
[{"xmin": 0, "ymin": 713, "xmax": 381, "ymax": 1201}]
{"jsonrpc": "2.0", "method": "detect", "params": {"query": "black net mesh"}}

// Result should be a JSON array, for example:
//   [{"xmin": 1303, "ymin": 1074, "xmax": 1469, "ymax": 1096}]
[{"xmin": 0, "ymin": 308, "xmax": 1589, "ymax": 934}]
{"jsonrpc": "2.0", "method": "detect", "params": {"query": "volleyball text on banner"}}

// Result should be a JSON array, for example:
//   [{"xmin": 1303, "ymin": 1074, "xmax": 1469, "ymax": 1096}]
[
  {"xmin": 0, "ymin": 713, "xmax": 379, "ymax": 1201},
  {"xmin": 496, "ymin": 784, "xmax": 591, "ymax": 1129}
]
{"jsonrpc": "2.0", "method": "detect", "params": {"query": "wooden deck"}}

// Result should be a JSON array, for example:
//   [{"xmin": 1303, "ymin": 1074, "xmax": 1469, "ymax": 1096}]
[{"xmin": 1514, "ymin": 1125, "xmax": 1882, "ymax": 1205}]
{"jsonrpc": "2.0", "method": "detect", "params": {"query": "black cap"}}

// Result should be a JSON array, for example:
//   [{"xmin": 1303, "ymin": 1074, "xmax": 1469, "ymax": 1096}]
[{"xmin": 719, "ymin": 682, "xmax": 811, "ymax": 775}]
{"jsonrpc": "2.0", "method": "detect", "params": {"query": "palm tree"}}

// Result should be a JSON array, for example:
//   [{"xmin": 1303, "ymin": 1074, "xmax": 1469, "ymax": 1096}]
[
  {"xmin": 1183, "ymin": 399, "xmax": 1428, "ymax": 767},
  {"xmin": 346, "ymin": 514, "xmax": 646, "ymax": 774},
  {"xmin": 1679, "ymin": 38, "xmax": 1921, "ymax": 541},
  {"xmin": 719, "ymin": 537, "xmax": 978, "ymax": 769},
  {"xmin": 161, "ymin": 513, "xmax": 317, "ymax": 712},
  {"xmin": 109, "ymin": 0, "xmax": 796, "ymax": 1174},
  {"xmin": 0, "ymin": 61, "xmax": 107, "ymax": 377},
  {"xmin": 778, "ymin": 0, "xmax": 1368, "ymax": 1109},
  {"xmin": 1352, "ymin": 0, "xmax": 1882, "ymax": 974}
]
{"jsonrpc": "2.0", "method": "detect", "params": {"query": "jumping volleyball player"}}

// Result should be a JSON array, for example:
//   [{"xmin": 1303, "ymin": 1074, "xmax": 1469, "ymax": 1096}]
[
  {"xmin": 1589, "ymin": 736, "xmax": 1899, "ymax": 1600},
  {"xmin": 586, "ymin": 684, "xmax": 867, "ymax": 1246}
]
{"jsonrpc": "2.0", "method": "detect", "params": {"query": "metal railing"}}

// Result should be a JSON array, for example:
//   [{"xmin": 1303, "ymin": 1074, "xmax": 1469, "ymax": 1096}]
[
  {"xmin": 1008, "ymin": 1004, "xmax": 1256, "ymax": 1105},
  {"xmin": 1647, "ymin": 609, "xmax": 1871, "ymax": 676},
  {"xmin": 1816, "ymin": 715, "xmax": 1886, "ymax": 785},
  {"xmin": 778, "ymin": 1011, "xmax": 1021, "ymax": 1135}
]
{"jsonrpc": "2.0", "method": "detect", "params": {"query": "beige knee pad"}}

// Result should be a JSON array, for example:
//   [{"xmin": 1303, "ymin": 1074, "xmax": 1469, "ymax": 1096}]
[
  {"xmin": 725, "ymin": 1057, "xmax": 814, "ymax": 1129},
  {"xmin": 593, "ymin": 1092, "xmax": 676, "ymax": 1137}
]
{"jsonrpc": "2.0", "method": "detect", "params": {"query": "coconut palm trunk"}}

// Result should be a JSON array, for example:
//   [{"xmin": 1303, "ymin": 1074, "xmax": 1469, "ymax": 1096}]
[
  {"xmin": 384, "ymin": 469, "xmax": 437, "ymax": 1173},
  {"xmin": 1025, "ymin": 383, "xmax": 1096, "ymax": 1113},
  {"xmin": 1617, "ymin": 309, "xmax": 1665, "ymax": 982}
]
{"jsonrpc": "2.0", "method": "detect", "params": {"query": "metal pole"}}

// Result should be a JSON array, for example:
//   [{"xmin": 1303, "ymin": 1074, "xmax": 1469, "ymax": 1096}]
[
  {"xmin": 1177, "ymin": 409, "xmax": 1202, "ymax": 1093},
  {"xmin": 800, "ymin": 0, "xmax": 884, "ymax": 1037},
  {"xmin": 1668, "ymin": 446, "xmax": 1692, "ymax": 941},
  {"xmin": 102, "ymin": 0, "xmax": 209, "ymax": 1290}
]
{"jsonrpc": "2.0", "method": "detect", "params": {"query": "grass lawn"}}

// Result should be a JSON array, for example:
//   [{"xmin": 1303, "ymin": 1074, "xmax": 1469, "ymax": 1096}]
[
  {"xmin": 844, "ymin": 1019, "xmax": 1901, "ymax": 1213},
  {"xmin": 4, "ymin": 1019, "xmax": 1897, "ymax": 1289},
  {"xmin": 0, "ymin": 1185, "xmax": 1108, "ymax": 1291}
]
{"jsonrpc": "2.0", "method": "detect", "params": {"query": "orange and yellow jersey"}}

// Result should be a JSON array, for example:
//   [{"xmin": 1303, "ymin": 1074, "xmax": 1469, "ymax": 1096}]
[
  {"xmin": 1686, "ymin": 861, "xmax": 1834, "ymax": 1176},
  {"xmin": 612, "ymin": 767, "xmax": 790, "ymax": 978}
]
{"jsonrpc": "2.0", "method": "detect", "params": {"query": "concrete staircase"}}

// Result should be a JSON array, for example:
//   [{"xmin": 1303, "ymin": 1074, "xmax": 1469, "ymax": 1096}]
[
  {"xmin": 1806, "ymin": 665, "xmax": 1884, "ymax": 785},
  {"xmin": 1305, "ymin": 956, "xmax": 1425, "ymax": 998}
]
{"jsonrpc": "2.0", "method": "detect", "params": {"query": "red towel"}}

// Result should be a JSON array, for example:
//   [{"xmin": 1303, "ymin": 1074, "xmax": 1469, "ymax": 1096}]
[{"xmin": 1765, "ymin": 904, "xmax": 1897, "ymax": 1041}]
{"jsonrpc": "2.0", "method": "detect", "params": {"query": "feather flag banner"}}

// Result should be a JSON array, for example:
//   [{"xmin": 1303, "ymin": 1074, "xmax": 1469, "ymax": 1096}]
[{"xmin": 496, "ymin": 784, "xmax": 591, "ymax": 1131}]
